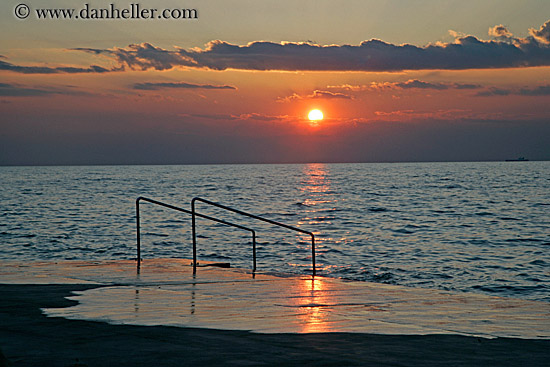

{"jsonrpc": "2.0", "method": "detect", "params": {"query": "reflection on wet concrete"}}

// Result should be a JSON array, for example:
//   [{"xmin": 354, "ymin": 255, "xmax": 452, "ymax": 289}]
[
  {"xmin": 1, "ymin": 259, "xmax": 548, "ymax": 338},
  {"xmin": 134, "ymin": 288, "xmax": 139, "ymax": 316},
  {"xmin": 295, "ymin": 278, "xmax": 329, "ymax": 333}
]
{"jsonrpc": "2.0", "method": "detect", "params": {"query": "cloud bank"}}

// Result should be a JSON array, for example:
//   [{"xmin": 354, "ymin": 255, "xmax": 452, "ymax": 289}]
[
  {"xmin": 74, "ymin": 20, "xmax": 550, "ymax": 72},
  {"xmin": 2, "ymin": 20, "xmax": 549, "ymax": 74}
]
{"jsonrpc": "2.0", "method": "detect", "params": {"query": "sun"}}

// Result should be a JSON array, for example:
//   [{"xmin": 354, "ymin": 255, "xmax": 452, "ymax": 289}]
[{"xmin": 308, "ymin": 109, "xmax": 324, "ymax": 121}]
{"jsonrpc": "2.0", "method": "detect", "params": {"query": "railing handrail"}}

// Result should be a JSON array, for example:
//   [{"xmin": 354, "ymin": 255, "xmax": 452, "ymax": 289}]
[
  {"xmin": 191, "ymin": 197, "xmax": 316, "ymax": 276},
  {"xmin": 136, "ymin": 197, "xmax": 257, "ymax": 272}
]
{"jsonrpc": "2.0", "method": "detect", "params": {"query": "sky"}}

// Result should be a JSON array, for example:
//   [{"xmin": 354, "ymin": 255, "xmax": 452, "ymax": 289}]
[{"xmin": 1, "ymin": 0, "xmax": 550, "ymax": 165}]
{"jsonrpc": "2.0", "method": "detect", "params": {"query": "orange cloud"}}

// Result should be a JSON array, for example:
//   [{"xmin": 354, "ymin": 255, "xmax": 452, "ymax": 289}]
[
  {"xmin": 133, "ymin": 82, "xmax": 236, "ymax": 90},
  {"xmin": 278, "ymin": 90, "xmax": 353, "ymax": 102},
  {"xmin": 489, "ymin": 24, "xmax": 513, "ymax": 39},
  {"xmin": 328, "ymin": 80, "xmax": 480, "ymax": 92},
  {"xmin": 529, "ymin": 20, "xmax": 550, "ymax": 44}
]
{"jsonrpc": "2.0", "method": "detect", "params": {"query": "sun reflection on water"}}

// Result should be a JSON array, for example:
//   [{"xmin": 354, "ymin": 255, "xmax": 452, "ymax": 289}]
[
  {"xmin": 296, "ymin": 163, "xmax": 346, "ymax": 274},
  {"xmin": 297, "ymin": 163, "xmax": 334, "ymax": 227},
  {"xmin": 300, "ymin": 163, "xmax": 331, "ymax": 198}
]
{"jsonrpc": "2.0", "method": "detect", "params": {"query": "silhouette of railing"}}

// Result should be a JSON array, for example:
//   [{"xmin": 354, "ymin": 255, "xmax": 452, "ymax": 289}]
[
  {"xmin": 191, "ymin": 197, "xmax": 316, "ymax": 276},
  {"xmin": 136, "ymin": 197, "xmax": 256, "ymax": 272}
]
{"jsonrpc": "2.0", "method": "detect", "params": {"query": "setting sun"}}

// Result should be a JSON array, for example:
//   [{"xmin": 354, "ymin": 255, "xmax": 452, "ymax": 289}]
[{"xmin": 308, "ymin": 109, "xmax": 324, "ymax": 121}]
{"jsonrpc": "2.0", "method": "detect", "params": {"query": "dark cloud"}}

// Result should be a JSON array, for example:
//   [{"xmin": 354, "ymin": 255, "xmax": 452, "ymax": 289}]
[
  {"xmin": 77, "ymin": 20, "xmax": 550, "ymax": 72},
  {"xmin": 0, "ymin": 59, "xmax": 117, "ymax": 74},
  {"xmin": 181, "ymin": 112, "xmax": 290, "ymax": 122},
  {"xmin": 182, "ymin": 113, "xmax": 240, "ymax": 121},
  {"xmin": 0, "ymin": 83, "xmax": 93, "ymax": 97},
  {"xmin": 476, "ymin": 85, "xmax": 550, "ymax": 97},
  {"xmin": 1, "ymin": 60, "xmax": 61, "ymax": 74},
  {"xmin": 393, "ymin": 80, "xmax": 480, "ymax": 90},
  {"xmin": 56, "ymin": 65, "xmax": 113, "ymax": 73},
  {"xmin": 395, "ymin": 80, "xmax": 450, "ymax": 90},
  {"xmin": 476, "ymin": 88, "xmax": 512, "ymax": 97},
  {"xmin": 454, "ymin": 83, "xmax": 481, "ymax": 90},
  {"xmin": 0, "ymin": 83, "xmax": 54, "ymax": 97},
  {"xmin": 73, "ymin": 43, "xmax": 192, "ymax": 71},
  {"xmin": 179, "ymin": 37, "xmax": 547, "ymax": 71},
  {"xmin": 519, "ymin": 85, "xmax": 550, "ymax": 96},
  {"xmin": 2, "ymin": 20, "xmax": 548, "ymax": 75},
  {"xmin": 133, "ymin": 81, "xmax": 236, "ymax": 90}
]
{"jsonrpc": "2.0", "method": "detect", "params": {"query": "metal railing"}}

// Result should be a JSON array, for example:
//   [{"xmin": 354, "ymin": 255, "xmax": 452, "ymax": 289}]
[
  {"xmin": 191, "ymin": 197, "xmax": 316, "ymax": 276},
  {"xmin": 136, "ymin": 197, "xmax": 257, "ymax": 273}
]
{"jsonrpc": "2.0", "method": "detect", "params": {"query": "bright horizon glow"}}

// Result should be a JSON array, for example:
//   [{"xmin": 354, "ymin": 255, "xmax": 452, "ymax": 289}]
[{"xmin": 308, "ymin": 109, "xmax": 324, "ymax": 121}]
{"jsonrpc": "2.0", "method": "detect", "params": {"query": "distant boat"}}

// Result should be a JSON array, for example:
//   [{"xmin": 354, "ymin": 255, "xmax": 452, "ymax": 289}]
[{"xmin": 505, "ymin": 157, "xmax": 529, "ymax": 162}]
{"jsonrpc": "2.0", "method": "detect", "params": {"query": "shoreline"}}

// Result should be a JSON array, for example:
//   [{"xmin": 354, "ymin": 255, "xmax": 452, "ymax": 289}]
[{"xmin": 1, "ymin": 283, "xmax": 550, "ymax": 366}]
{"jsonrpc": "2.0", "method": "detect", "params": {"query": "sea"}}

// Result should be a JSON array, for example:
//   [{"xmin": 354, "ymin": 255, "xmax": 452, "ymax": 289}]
[{"xmin": 1, "ymin": 162, "xmax": 549, "ymax": 302}]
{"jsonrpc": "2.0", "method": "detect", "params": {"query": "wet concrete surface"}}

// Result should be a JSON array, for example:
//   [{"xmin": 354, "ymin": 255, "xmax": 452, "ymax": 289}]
[{"xmin": 1, "ymin": 259, "xmax": 548, "ymax": 338}]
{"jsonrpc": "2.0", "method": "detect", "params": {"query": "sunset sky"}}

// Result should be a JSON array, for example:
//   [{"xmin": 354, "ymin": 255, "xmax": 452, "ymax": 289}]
[{"xmin": 1, "ymin": 0, "xmax": 550, "ymax": 164}]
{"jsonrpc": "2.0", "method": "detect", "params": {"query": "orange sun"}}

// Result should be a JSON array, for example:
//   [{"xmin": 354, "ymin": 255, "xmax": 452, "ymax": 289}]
[{"xmin": 308, "ymin": 109, "xmax": 324, "ymax": 121}]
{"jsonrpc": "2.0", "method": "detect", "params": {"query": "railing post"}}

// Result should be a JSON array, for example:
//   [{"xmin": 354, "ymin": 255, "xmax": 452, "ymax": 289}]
[
  {"xmin": 136, "ymin": 197, "xmax": 141, "ymax": 269},
  {"xmin": 191, "ymin": 198, "xmax": 197, "ymax": 274},
  {"xmin": 311, "ymin": 234, "xmax": 316, "ymax": 276},
  {"xmin": 252, "ymin": 231, "xmax": 256, "ymax": 273}
]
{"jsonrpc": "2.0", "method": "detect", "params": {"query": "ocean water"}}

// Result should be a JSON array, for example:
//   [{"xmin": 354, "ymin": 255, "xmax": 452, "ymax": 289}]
[{"xmin": 1, "ymin": 162, "xmax": 549, "ymax": 302}]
